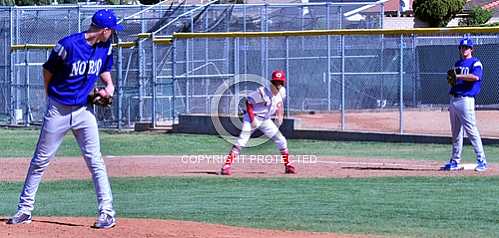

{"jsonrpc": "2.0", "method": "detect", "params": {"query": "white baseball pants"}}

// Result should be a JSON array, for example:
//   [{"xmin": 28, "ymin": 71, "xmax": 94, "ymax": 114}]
[
  {"xmin": 449, "ymin": 96, "xmax": 486, "ymax": 163},
  {"xmin": 235, "ymin": 114, "xmax": 287, "ymax": 151}
]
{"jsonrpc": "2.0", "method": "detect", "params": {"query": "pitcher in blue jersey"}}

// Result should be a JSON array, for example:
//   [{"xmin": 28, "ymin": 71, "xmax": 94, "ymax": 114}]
[
  {"xmin": 441, "ymin": 37, "xmax": 487, "ymax": 172},
  {"xmin": 6, "ymin": 9, "xmax": 123, "ymax": 229}
]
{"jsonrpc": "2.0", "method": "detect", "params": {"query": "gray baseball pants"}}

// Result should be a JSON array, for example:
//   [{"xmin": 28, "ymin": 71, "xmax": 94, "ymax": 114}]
[{"xmin": 16, "ymin": 98, "xmax": 115, "ymax": 217}]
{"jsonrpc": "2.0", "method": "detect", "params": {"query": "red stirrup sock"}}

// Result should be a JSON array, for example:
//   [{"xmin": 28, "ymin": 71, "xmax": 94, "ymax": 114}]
[{"xmin": 224, "ymin": 146, "xmax": 240, "ymax": 165}]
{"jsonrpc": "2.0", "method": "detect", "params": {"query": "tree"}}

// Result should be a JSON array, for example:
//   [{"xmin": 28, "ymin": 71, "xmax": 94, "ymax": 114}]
[
  {"xmin": 413, "ymin": 0, "xmax": 466, "ymax": 27},
  {"xmin": 0, "ymin": 0, "xmax": 15, "ymax": 5},
  {"xmin": 459, "ymin": 6, "xmax": 493, "ymax": 26},
  {"xmin": 9, "ymin": 0, "xmax": 52, "ymax": 5}
]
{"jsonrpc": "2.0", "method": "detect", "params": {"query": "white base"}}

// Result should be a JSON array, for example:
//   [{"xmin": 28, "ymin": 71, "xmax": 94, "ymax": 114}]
[{"xmin": 461, "ymin": 163, "xmax": 476, "ymax": 170}]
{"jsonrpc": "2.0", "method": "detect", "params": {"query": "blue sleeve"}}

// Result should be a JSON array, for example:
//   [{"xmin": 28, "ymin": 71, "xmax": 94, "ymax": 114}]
[
  {"xmin": 43, "ymin": 40, "xmax": 68, "ymax": 73},
  {"xmin": 100, "ymin": 44, "xmax": 113, "ymax": 74},
  {"xmin": 471, "ymin": 60, "xmax": 483, "ymax": 80}
]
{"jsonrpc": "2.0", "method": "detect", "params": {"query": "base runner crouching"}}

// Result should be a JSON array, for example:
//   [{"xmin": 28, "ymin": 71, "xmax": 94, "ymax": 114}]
[{"xmin": 220, "ymin": 70, "xmax": 296, "ymax": 175}]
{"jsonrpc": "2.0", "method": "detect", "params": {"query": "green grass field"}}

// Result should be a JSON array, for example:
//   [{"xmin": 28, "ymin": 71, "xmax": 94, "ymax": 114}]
[
  {"xmin": 1, "ymin": 128, "xmax": 499, "ymax": 160},
  {"xmin": 1, "ymin": 177, "xmax": 498, "ymax": 238},
  {"xmin": 1, "ymin": 128, "xmax": 498, "ymax": 237}
]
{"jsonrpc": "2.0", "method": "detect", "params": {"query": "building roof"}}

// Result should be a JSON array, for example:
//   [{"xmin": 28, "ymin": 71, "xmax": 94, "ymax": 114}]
[
  {"xmin": 465, "ymin": 0, "xmax": 499, "ymax": 16},
  {"xmin": 383, "ymin": 0, "xmax": 413, "ymax": 12}
]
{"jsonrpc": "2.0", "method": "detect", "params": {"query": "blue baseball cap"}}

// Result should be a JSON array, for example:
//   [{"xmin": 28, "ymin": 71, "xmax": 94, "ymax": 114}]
[
  {"xmin": 459, "ymin": 38, "xmax": 473, "ymax": 48},
  {"xmin": 92, "ymin": 9, "xmax": 124, "ymax": 31}
]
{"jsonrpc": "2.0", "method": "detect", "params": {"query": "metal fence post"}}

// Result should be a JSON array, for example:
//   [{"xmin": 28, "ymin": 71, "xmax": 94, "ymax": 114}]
[
  {"xmin": 338, "ymin": 6, "xmax": 342, "ymax": 29},
  {"xmin": 234, "ymin": 37, "xmax": 239, "ymax": 116},
  {"xmin": 225, "ymin": 9, "xmax": 231, "ymax": 113},
  {"xmin": 205, "ymin": 15, "xmax": 210, "ymax": 113},
  {"xmin": 190, "ymin": 11, "xmax": 194, "ymax": 32},
  {"xmin": 243, "ymin": 4, "xmax": 247, "ymax": 75},
  {"xmin": 185, "ymin": 38, "xmax": 190, "ymax": 114},
  {"xmin": 265, "ymin": 5, "xmax": 269, "ymax": 79},
  {"xmin": 411, "ymin": 34, "xmax": 417, "ymax": 106},
  {"xmin": 381, "ymin": 34, "xmax": 385, "ymax": 102},
  {"xmin": 138, "ymin": 39, "xmax": 144, "ymax": 121},
  {"xmin": 327, "ymin": 3, "xmax": 331, "ymax": 112},
  {"xmin": 9, "ymin": 7, "xmax": 15, "ymax": 125},
  {"xmin": 243, "ymin": 4, "xmax": 247, "ymax": 73},
  {"xmin": 285, "ymin": 36, "xmax": 290, "ymax": 118},
  {"xmin": 300, "ymin": 5, "xmax": 304, "ymax": 47},
  {"xmin": 340, "ymin": 34, "xmax": 345, "ymax": 130},
  {"xmin": 138, "ymin": 13, "xmax": 146, "ymax": 122},
  {"xmin": 24, "ymin": 47, "xmax": 30, "ymax": 126},
  {"xmin": 326, "ymin": 2, "xmax": 330, "ymax": 29},
  {"xmin": 152, "ymin": 40, "xmax": 157, "ymax": 128},
  {"xmin": 77, "ymin": 6, "xmax": 81, "ymax": 32},
  {"xmin": 171, "ymin": 39, "xmax": 176, "ymax": 120},
  {"xmin": 3, "ymin": 10, "xmax": 8, "ymax": 115},
  {"xmin": 185, "ymin": 12, "xmax": 194, "ymax": 115},
  {"xmin": 117, "ymin": 41, "xmax": 123, "ymax": 129},
  {"xmin": 14, "ymin": 8, "xmax": 20, "ymax": 124},
  {"xmin": 399, "ymin": 34, "xmax": 404, "ymax": 134},
  {"xmin": 261, "ymin": 4, "xmax": 268, "ymax": 79}
]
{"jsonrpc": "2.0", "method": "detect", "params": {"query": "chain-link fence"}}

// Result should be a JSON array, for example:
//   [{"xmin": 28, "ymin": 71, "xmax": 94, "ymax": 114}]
[
  {"xmin": 2, "ymin": 5, "xmax": 152, "ymax": 125},
  {"xmin": 2, "ymin": 2, "xmax": 385, "ymax": 128},
  {"xmin": 7, "ymin": 3, "xmax": 499, "ymax": 135},
  {"xmin": 170, "ymin": 31, "xmax": 499, "ymax": 134},
  {"xmin": 0, "ymin": 7, "xmax": 11, "ymax": 123}
]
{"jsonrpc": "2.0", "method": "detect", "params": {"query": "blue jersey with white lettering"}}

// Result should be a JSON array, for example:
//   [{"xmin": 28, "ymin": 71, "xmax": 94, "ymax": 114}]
[
  {"xmin": 43, "ymin": 32, "xmax": 113, "ymax": 106},
  {"xmin": 449, "ymin": 57, "xmax": 483, "ymax": 97}
]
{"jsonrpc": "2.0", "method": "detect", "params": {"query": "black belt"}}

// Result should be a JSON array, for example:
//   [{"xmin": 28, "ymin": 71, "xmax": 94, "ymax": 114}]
[{"xmin": 450, "ymin": 94, "xmax": 473, "ymax": 98}]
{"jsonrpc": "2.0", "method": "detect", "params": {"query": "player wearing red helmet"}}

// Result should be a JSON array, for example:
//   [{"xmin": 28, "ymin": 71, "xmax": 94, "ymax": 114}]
[{"xmin": 220, "ymin": 70, "xmax": 296, "ymax": 175}]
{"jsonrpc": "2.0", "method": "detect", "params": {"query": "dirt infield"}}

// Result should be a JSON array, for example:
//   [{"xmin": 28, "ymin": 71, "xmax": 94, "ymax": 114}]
[
  {"xmin": 0, "ymin": 217, "xmax": 370, "ymax": 238},
  {"xmin": 1, "ymin": 156, "xmax": 497, "ymax": 181},
  {"xmin": 1, "ymin": 155, "xmax": 496, "ymax": 238},
  {"xmin": 294, "ymin": 110, "xmax": 499, "ymax": 137}
]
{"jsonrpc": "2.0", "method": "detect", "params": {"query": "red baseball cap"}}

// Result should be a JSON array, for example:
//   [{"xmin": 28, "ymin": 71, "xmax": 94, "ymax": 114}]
[{"xmin": 271, "ymin": 70, "xmax": 286, "ymax": 83}]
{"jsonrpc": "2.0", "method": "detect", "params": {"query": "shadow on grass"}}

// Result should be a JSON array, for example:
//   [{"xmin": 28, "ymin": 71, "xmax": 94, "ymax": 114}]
[
  {"xmin": 182, "ymin": 171, "xmax": 220, "ymax": 175},
  {"xmin": 342, "ymin": 166, "xmax": 437, "ymax": 171}
]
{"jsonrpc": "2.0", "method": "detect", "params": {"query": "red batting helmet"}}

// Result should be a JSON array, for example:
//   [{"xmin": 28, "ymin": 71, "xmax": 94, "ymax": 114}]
[{"xmin": 271, "ymin": 70, "xmax": 286, "ymax": 83}]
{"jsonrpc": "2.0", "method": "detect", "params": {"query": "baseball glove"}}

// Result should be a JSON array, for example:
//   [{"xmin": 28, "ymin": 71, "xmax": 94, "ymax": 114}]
[
  {"xmin": 88, "ymin": 88, "xmax": 113, "ymax": 107},
  {"xmin": 447, "ymin": 69, "xmax": 457, "ymax": 86}
]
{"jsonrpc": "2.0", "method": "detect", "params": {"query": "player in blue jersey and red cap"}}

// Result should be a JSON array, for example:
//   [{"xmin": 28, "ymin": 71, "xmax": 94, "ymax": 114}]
[
  {"xmin": 6, "ymin": 9, "xmax": 123, "ymax": 229},
  {"xmin": 441, "ymin": 37, "xmax": 487, "ymax": 172}
]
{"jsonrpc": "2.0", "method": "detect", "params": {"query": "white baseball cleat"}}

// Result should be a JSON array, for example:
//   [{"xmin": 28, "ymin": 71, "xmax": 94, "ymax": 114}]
[
  {"xmin": 6, "ymin": 211, "xmax": 32, "ymax": 225},
  {"xmin": 93, "ymin": 213, "xmax": 116, "ymax": 229}
]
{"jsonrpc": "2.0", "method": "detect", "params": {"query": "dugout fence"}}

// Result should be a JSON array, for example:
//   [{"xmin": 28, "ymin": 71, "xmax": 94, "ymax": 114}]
[
  {"xmin": 2, "ymin": 1, "xmax": 385, "ymax": 128},
  {"xmin": 3, "ymin": 3, "xmax": 499, "ymax": 135},
  {"xmin": 168, "ymin": 28, "xmax": 499, "ymax": 134}
]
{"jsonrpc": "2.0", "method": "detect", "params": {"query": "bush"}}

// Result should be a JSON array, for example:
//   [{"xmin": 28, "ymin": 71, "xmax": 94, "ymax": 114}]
[
  {"xmin": 413, "ymin": 0, "xmax": 466, "ymax": 27},
  {"xmin": 139, "ymin": 0, "xmax": 160, "ymax": 4},
  {"xmin": 459, "ymin": 6, "xmax": 493, "ymax": 26}
]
